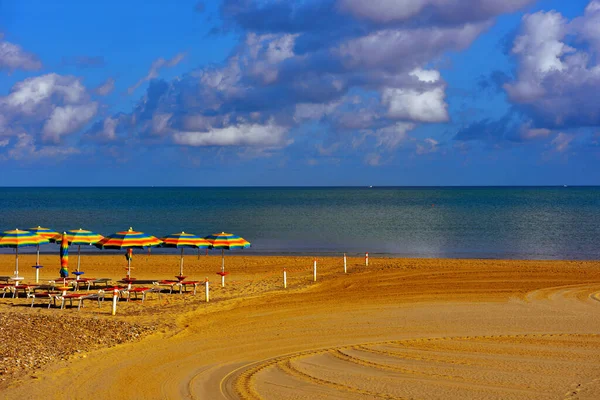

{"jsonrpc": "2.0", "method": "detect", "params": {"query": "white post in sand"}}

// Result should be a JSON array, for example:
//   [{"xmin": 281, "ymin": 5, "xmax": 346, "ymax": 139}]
[
  {"xmin": 365, "ymin": 252, "xmax": 369, "ymax": 267},
  {"xmin": 112, "ymin": 288, "xmax": 118, "ymax": 316},
  {"xmin": 35, "ymin": 268, "xmax": 40, "ymax": 284},
  {"xmin": 205, "ymin": 278, "xmax": 210, "ymax": 302},
  {"xmin": 343, "ymin": 253, "xmax": 347, "ymax": 273},
  {"xmin": 313, "ymin": 258, "xmax": 317, "ymax": 282},
  {"xmin": 283, "ymin": 268, "xmax": 287, "ymax": 288}
]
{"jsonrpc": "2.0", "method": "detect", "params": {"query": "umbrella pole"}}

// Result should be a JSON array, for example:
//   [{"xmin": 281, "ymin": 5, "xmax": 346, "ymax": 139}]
[
  {"xmin": 127, "ymin": 256, "xmax": 131, "ymax": 278},
  {"xmin": 77, "ymin": 245, "xmax": 81, "ymax": 272},
  {"xmin": 15, "ymin": 247, "xmax": 19, "ymax": 277},
  {"xmin": 180, "ymin": 248, "xmax": 184, "ymax": 277},
  {"xmin": 221, "ymin": 249, "xmax": 225, "ymax": 287},
  {"xmin": 36, "ymin": 244, "xmax": 40, "ymax": 266}
]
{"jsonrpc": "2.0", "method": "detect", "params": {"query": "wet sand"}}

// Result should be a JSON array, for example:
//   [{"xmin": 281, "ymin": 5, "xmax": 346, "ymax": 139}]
[{"xmin": 1, "ymin": 254, "xmax": 599, "ymax": 399}]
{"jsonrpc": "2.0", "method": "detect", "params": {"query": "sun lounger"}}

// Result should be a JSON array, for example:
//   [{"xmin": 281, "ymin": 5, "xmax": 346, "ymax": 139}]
[
  {"xmin": 179, "ymin": 281, "xmax": 201, "ymax": 295},
  {"xmin": 26, "ymin": 292, "xmax": 57, "ymax": 308},
  {"xmin": 122, "ymin": 287, "xmax": 155, "ymax": 303},
  {"xmin": 76, "ymin": 292, "xmax": 105, "ymax": 310},
  {"xmin": 0, "ymin": 284, "xmax": 13, "ymax": 298},
  {"xmin": 57, "ymin": 293, "xmax": 87, "ymax": 309},
  {"xmin": 152, "ymin": 280, "xmax": 180, "ymax": 294}
]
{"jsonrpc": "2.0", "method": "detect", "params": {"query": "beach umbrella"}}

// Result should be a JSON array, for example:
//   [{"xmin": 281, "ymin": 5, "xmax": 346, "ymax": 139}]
[
  {"xmin": 59, "ymin": 232, "xmax": 69, "ymax": 280},
  {"xmin": 27, "ymin": 226, "xmax": 59, "ymax": 266},
  {"xmin": 0, "ymin": 229, "xmax": 49, "ymax": 280},
  {"xmin": 54, "ymin": 228, "xmax": 104, "ymax": 278},
  {"xmin": 161, "ymin": 232, "xmax": 211, "ymax": 278},
  {"xmin": 95, "ymin": 228, "xmax": 162, "ymax": 278},
  {"xmin": 203, "ymin": 232, "xmax": 250, "ymax": 286}
]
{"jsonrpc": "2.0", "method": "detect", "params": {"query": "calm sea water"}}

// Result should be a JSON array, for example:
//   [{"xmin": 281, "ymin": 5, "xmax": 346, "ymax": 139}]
[{"xmin": 1, "ymin": 187, "xmax": 599, "ymax": 260}]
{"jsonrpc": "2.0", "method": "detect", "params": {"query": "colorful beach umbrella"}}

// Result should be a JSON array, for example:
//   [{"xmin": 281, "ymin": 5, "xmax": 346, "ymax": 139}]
[
  {"xmin": 27, "ymin": 226, "xmax": 59, "ymax": 266},
  {"xmin": 54, "ymin": 228, "xmax": 104, "ymax": 275},
  {"xmin": 59, "ymin": 232, "xmax": 69, "ymax": 279},
  {"xmin": 161, "ymin": 232, "xmax": 211, "ymax": 277},
  {"xmin": 0, "ymin": 229, "xmax": 49, "ymax": 279},
  {"xmin": 95, "ymin": 228, "xmax": 162, "ymax": 277},
  {"xmin": 204, "ymin": 232, "xmax": 250, "ymax": 286}
]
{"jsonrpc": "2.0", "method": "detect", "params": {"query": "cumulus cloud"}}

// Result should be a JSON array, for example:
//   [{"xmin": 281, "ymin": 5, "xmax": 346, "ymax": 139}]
[
  {"xmin": 76, "ymin": 0, "xmax": 535, "ymax": 159},
  {"xmin": 0, "ymin": 73, "xmax": 97, "ymax": 153},
  {"xmin": 42, "ymin": 103, "xmax": 98, "ymax": 143},
  {"xmin": 0, "ymin": 34, "xmax": 42, "ymax": 72},
  {"xmin": 504, "ymin": 2, "xmax": 600, "ymax": 128},
  {"xmin": 173, "ymin": 119, "xmax": 289, "ymax": 147}
]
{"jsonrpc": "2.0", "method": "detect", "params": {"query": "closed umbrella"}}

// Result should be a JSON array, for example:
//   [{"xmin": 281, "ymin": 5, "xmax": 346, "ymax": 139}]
[
  {"xmin": 55, "ymin": 229, "xmax": 103, "ymax": 279},
  {"xmin": 0, "ymin": 229, "xmax": 49, "ymax": 284},
  {"xmin": 203, "ymin": 232, "xmax": 250, "ymax": 287},
  {"xmin": 59, "ymin": 232, "xmax": 69, "ymax": 280},
  {"xmin": 161, "ymin": 232, "xmax": 210, "ymax": 280},
  {"xmin": 95, "ymin": 228, "xmax": 162, "ymax": 279}
]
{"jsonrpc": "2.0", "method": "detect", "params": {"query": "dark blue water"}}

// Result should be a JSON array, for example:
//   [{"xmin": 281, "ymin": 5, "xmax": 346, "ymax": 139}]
[{"xmin": 1, "ymin": 187, "xmax": 599, "ymax": 260}]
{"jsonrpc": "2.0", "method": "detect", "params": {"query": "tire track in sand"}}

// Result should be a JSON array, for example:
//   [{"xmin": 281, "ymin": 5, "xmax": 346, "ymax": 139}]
[{"xmin": 231, "ymin": 333, "xmax": 600, "ymax": 399}]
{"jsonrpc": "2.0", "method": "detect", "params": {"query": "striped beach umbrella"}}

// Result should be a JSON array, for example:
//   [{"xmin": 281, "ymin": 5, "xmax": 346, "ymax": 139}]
[
  {"xmin": 27, "ymin": 226, "xmax": 59, "ymax": 266},
  {"xmin": 95, "ymin": 228, "xmax": 162, "ymax": 277},
  {"xmin": 0, "ymin": 229, "xmax": 49, "ymax": 279},
  {"xmin": 54, "ymin": 228, "xmax": 104, "ymax": 275},
  {"xmin": 161, "ymin": 232, "xmax": 211, "ymax": 278},
  {"xmin": 204, "ymin": 232, "xmax": 250, "ymax": 286},
  {"xmin": 59, "ymin": 232, "xmax": 69, "ymax": 279}
]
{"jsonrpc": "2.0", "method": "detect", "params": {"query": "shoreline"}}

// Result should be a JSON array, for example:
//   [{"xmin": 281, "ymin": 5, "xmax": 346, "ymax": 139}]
[{"xmin": 1, "ymin": 249, "xmax": 599, "ymax": 261}]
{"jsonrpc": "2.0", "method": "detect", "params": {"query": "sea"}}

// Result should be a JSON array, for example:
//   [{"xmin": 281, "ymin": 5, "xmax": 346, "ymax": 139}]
[{"xmin": 1, "ymin": 186, "xmax": 599, "ymax": 260}]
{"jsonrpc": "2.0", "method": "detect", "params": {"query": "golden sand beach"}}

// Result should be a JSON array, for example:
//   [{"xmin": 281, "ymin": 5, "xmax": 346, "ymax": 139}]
[{"xmin": 0, "ymin": 253, "xmax": 599, "ymax": 399}]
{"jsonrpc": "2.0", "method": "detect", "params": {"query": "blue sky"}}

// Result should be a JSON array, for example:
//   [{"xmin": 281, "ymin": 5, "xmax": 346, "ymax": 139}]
[{"xmin": 0, "ymin": 0, "xmax": 598, "ymax": 186}]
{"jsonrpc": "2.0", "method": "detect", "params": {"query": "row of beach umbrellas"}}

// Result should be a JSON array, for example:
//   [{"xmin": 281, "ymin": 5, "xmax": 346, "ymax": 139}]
[{"xmin": 0, "ymin": 227, "xmax": 250, "ymax": 279}]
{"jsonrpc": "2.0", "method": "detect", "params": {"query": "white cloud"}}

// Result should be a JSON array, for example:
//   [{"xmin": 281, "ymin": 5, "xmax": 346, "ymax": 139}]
[
  {"xmin": 5, "ymin": 133, "xmax": 79, "ymax": 160},
  {"xmin": 95, "ymin": 77, "xmax": 115, "ymax": 96},
  {"xmin": 338, "ymin": 23, "xmax": 488, "ymax": 70},
  {"xmin": 173, "ymin": 120, "xmax": 290, "ymax": 147},
  {"xmin": 128, "ymin": 53, "xmax": 186, "ymax": 94},
  {"xmin": 0, "ymin": 34, "xmax": 42, "ymax": 71},
  {"xmin": 410, "ymin": 68, "xmax": 441, "ymax": 83},
  {"xmin": 370, "ymin": 122, "xmax": 415, "ymax": 148},
  {"xmin": 382, "ymin": 86, "xmax": 448, "ymax": 123},
  {"xmin": 339, "ymin": 0, "xmax": 534, "ymax": 23},
  {"xmin": 42, "ymin": 103, "xmax": 98, "ymax": 143},
  {"xmin": 504, "ymin": 5, "xmax": 600, "ymax": 128},
  {"xmin": 3, "ymin": 74, "xmax": 86, "ymax": 114},
  {"xmin": 0, "ymin": 73, "xmax": 96, "ymax": 150}
]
